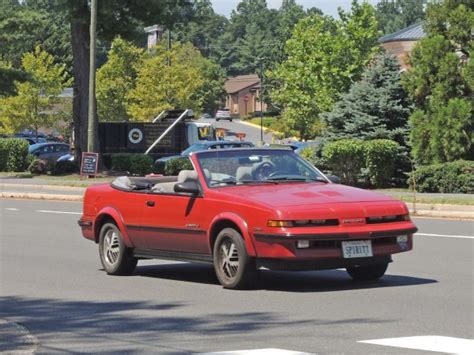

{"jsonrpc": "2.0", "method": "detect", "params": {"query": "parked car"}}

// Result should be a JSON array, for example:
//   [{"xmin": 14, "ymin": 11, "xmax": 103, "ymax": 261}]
[
  {"xmin": 28, "ymin": 143, "xmax": 70, "ymax": 164},
  {"xmin": 215, "ymin": 108, "xmax": 232, "ymax": 122},
  {"xmin": 154, "ymin": 140, "xmax": 254, "ymax": 172},
  {"xmin": 79, "ymin": 148, "xmax": 417, "ymax": 289}
]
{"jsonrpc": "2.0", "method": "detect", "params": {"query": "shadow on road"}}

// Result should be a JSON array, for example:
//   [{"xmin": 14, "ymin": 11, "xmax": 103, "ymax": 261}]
[
  {"xmin": 135, "ymin": 263, "xmax": 437, "ymax": 292},
  {"xmin": 0, "ymin": 295, "xmax": 315, "ymax": 352}
]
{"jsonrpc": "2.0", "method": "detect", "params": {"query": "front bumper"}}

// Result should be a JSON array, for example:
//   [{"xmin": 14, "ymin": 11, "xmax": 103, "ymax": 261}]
[{"xmin": 252, "ymin": 226, "xmax": 416, "ymax": 262}]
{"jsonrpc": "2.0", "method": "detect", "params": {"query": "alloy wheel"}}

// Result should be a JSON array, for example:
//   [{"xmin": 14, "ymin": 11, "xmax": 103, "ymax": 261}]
[
  {"xmin": 104, "ymin": 229, "xmax": 120, "ymax": 266},
  {"xmin": 219, "ymin": 237, "xmax": 240, "ymax": 279}
]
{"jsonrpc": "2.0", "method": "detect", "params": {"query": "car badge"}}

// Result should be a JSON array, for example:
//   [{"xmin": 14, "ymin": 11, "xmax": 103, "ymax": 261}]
[{"xmin": 342, "ymin": 218, "xmax": 365, "ymax": 225}]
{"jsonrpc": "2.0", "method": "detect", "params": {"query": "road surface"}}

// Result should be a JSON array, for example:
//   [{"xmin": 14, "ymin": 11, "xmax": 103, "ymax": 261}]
[{"xmin": 1, "ymin": 199, "xmax": 473, "ymax": 353}]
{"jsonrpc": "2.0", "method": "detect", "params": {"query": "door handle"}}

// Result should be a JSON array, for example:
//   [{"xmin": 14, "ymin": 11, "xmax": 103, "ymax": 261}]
[{"xmin": 146, "ymin": 200, "xmax": 155, "ymax": 207}]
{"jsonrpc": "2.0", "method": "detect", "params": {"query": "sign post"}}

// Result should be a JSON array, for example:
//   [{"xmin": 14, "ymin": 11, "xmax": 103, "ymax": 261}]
[{"xmin": 80, "ymin": 152, "xmax": 99, "ymax": 178}]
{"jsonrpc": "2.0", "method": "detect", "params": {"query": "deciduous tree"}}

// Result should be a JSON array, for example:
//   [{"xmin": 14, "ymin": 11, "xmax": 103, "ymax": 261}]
[
  {"xmin": 0, "ymin": 46, "xmax": 70, "ymax": 136},
  {"xmin": 269, "ymin": 1, "xmax": 379, "ymax": 140}
]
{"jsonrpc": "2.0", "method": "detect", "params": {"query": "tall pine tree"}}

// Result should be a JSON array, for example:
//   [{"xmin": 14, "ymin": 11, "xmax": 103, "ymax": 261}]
[{"xmin": 323, "ymin": 52, "xmax": 411, "ymax": 146}]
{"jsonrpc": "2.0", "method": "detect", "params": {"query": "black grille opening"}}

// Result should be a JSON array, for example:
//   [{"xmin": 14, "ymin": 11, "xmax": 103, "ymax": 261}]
[{"xmin": 366, "ymin": 215, "xmax": 406, "ymax": 224}]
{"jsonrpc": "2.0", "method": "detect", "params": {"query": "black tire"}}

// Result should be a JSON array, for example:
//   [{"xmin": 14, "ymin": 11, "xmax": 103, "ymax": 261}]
[
  {"xmin": 99, "ymin": 223, "xmax": 137, "ymax": 275},
  {"xmin": 213, "ymin": 228, "xmax": 257, "ymax": 289},
  {"xmin": 216, "ymin": 118, "xmax": 220, "ymax": 122},
  {"xmin": 229, "ymin": 119, "xmax": 233, "ymax": 122},
  {"xmin": 346, "ymin": 263, "xmax": 388, "ymax": 281}
]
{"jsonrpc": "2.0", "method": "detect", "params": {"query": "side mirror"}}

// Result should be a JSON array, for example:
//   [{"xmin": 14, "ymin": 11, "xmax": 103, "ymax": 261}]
[
  {"xmin": 174, "ymin": 181, "xmax": 200, "ymax": 194},
  {"xmin": 327, "ymin": 174, "xmax": 341, "ymax": 184}
]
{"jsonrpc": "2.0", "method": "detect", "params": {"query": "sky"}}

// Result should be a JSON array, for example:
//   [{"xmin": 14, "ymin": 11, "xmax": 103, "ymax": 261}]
[{"xmin": 212, "ymin": 0, "xmax": 380, "ymax": 18}]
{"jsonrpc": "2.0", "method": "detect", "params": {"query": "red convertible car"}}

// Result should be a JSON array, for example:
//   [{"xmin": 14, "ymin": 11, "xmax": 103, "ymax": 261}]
[{"xmin": 79, "ymin": 148, "xmax": 417, "ymax": 289}]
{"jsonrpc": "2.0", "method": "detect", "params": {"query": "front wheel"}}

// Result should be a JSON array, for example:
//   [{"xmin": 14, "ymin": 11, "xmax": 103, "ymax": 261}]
[
  {"xmin": 346, "ymin": 263, "xmax": 388, "ymax": 281},
  {"xmin": 213, "ymin": 228, "xmax": 257, "ymax": 289},
  {"xmin": 99, "ymin": 223, "xmax": 137, "ymax": 275}
]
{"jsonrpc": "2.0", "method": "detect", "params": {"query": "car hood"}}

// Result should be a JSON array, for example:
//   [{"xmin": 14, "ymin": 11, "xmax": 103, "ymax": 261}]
[{"xmin": 214, "ymin": 182, "xmax": 396, "ymax": 208}]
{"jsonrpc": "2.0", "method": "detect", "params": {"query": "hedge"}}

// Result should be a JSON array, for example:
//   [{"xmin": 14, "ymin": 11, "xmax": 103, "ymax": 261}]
[
  {"xmin": 0, "ymin": 138, "xmax": 30, "ymax": 172},
  {"xmin": 111, "ymin": 153, "xmax": 153, "ymax": 176},
  {"xmin": 410, "ymin": 160, "xmax": 474, "ymax": 193},
  {"xmin": 321, "ymin": 139, "xmax": 402, "ymax": 187},
  {"xmin": 322, "ymin": 139, "xmax": 365, "ymax": 186},
  {"xmin": 164, "ymin": 157, "xmax": 193, "ymax": 176}
]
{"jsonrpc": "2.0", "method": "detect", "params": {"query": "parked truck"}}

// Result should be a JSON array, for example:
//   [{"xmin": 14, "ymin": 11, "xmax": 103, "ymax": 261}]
[{"xmin": 98, "ymin": 109, "xmax": 216, "ymax": 162}]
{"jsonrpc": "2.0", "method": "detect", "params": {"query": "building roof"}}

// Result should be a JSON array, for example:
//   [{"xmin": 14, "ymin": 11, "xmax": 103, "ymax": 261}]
[
  {"xmin": 224, "ymin": 74, "xmax": 260, "ymax": 94},
  {"xmin": 379, "ymin": 22, "xmax": 426, "ymax": 43}
]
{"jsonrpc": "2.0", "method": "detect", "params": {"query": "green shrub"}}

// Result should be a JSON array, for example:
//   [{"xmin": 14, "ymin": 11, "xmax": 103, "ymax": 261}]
[
  {"xmin": 164, "ymin": 157, "xmax": 193, "ymax": 176},
  {"xmin": 0, "ymin": 138, "xmax": 29, "ymax": 172},
  {"xmin": 28, "ymin": 159, "xmax": 49, "ymax": 175},
  {"xmin": 322, "ymin": 139, "xmax": 365, "ymax": 185},
  {"xmin": 363, "ymin": 139, "xmax": 400, "ymax": 187},
  {"xmin": 410, "ymin": 160, "xmax": 474, "ymax": 193},
  {"xmin": 111, "ymin": 153, "xmax": 153, "ymax": 176}
]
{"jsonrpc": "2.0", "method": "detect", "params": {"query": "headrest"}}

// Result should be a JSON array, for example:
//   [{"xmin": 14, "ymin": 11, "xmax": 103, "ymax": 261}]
[
  {"xmin": 177, "ymin": 170, "xmax": 198, "ymax": 183},
  {"xmin": 236, "ymin": 166, "xmax": 253, "ymax": 182}
]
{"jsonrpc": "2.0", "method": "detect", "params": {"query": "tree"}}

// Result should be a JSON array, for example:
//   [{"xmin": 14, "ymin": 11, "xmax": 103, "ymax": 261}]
[
  {"xmin": 0, "ymin": 46, "xmax": 70, "ymax": 136},
  {"xmin": 214, "ymin": 0, "xmax": 279, "ymax": 76},
  {"xmin": 402, "ymin": 0, "xmax": 473, "ymax": 164},
  {"xmin": 376, "ymin": 0, "xmax": 426, "ymax": 35},
  {"xmin": 96, "ymin": 37, "xmax": 144, "ymax": 121},
  {"xmin": 269, "ymin": 1, "xmax": 380, "ymax": 140},
  {"xmin": 47, "ymin": 0, "xmax": 194, "ymax": 159},
  {"xmin": 126, "ymin": 42, "xmax": 223, "ymax": 121},
  {"xmin": 323, "ymin": 52, "xmax": 411, "ymax": 146}
]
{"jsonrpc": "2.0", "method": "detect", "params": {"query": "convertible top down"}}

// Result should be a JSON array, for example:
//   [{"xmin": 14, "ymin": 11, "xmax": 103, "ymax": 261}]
[{"xmin": 79, "ymin": 148, "xmax": 417, "ymax": 289}]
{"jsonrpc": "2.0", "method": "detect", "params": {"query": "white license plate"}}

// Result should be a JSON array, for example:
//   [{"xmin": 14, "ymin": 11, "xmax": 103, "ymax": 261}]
[{"xmin": 342, "ymin": 240, "xmax": 373, "ymax": 258}]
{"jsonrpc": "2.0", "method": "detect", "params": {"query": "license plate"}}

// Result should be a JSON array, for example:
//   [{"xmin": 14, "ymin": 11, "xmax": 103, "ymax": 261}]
[{"xmin": 342, "ymin": 240, "xmax": 373, "ymax": 258}]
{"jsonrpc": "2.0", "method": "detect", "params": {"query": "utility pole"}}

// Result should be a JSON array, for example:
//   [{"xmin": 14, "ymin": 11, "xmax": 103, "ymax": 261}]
[
  {"xmin": 259, "ymin": 59, "xmax": 264, "ymax": 144},
  {"xmin": 87, "ymin": 0, "xmax": 97, "ymax": 152},
  {"xmin": 167, "ymin": 28, "xmax": 172, "ymax": 66}
]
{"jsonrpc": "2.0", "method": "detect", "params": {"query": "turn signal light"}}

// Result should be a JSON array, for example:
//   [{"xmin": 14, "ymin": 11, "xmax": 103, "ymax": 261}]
[{"xmin": 267, "ymin": 220, "xmax": 294, "ymax": 227}]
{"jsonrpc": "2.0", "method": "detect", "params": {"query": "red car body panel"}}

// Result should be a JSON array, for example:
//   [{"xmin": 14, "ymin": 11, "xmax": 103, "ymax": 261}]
[{"xmin": 79, "ymin": 152, "xmax": 416, "ymax": 270}]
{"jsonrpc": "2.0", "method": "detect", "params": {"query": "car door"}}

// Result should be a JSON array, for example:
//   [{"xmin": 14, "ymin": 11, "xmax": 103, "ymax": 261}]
[{"xmin": 141, "ymin": 191, "xmax": 209, "ymax": 254}]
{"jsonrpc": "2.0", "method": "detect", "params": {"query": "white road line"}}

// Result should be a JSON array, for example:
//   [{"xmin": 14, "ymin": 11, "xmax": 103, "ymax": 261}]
[
  {"xmin": 416, "ymin": 233, "xmax": 474, "ymax": 240},
  {"xmin": 36, "ymin": 210, "xmax": 82, "ymax": 215},
  {"xmin": 203, "ymin": 350, "xmax": 310, "ymax": 355},
  {"xmin": 359, "ymin": 336, "xmax": 474, "ymax": 354},
  {"xmin": 5, "ymin": 208, "xmax": 19, "ymax": 211}
]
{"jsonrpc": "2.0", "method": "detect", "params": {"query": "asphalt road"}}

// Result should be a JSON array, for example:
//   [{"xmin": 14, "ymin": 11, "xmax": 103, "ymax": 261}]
[
  {"xmin": 198, "ymin": 118, "xmax": 274, "ymax": 145},
  {"xmin": 1, "ymin": 199, "xmax": 473, "ymax": 354}
]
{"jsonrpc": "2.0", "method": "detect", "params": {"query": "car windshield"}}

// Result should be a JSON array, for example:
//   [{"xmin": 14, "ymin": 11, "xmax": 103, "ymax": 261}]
[{"xmin": 196, "ymin": 149, "xmax": 328, "ymax": 187}]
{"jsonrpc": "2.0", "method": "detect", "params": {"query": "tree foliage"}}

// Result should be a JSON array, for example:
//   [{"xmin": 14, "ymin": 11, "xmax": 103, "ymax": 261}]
[
  {"xmin": 0, "ymin": 46, "xmax": 71, "ymax": 136},
  {"xmin": 126, "ymin": 42, "xmax": 224, "ymax": 121},
  {"xmin": 402, "ymin": 0, "xmax": 473, "ymax": 164},
  {"xmin": 376, "ymin": 0, "xmax": 426, "ymax": 35},
  {"xmin": 269, "ymin": 1, "xmax": 380, "ymax": 140},
  {"xmin": 323, "ymin": 52, "xmax": 411, "ymax": 146},
  {"xmin": 96, "ymin": 37, "xmax": 144, "ymax": 121}
]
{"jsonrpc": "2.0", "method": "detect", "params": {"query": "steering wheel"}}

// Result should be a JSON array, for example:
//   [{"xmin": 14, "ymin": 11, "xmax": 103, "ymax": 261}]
[{"xmin": 254, "ymin": 162, "xmax": 276, "ymax": 180}]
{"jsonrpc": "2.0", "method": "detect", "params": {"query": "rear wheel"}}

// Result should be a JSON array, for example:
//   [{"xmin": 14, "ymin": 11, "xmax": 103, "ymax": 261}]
[
  {"xmin": 346, "ymin": 263, "xmax": 388, "ymax": 281},
  {"xmin": 99, "ymin": 223, "xmax": 137, "ymax": 275},
  {"xmin": 213, "ymin": 228, "xmax": 257, "ymax": 289}
]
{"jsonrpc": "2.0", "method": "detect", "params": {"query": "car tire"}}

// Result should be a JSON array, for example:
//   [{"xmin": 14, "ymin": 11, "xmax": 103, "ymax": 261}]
[
  {"xmin": 99, "ymin": 223, "xmax": 137, "ymax": 275},
  {"xmin": 213, "ymin": 228, "xmax": 257, "ymax": 289},
  {"xmin": 346, "ymin": 263, "xmax": 388, "ymax": 281},
  {"xmin": 216, "ymin": 118, "xmax": 220, "ymax": 122},
  {"xmin": 229, "ymin": 119, "xmax": 233, "ymax": 122}
]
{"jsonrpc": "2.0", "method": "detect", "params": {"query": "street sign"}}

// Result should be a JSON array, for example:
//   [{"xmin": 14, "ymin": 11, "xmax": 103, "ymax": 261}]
[{"xmin": 80, "ymin": 152, "xmax": 99, "ymax": 177}]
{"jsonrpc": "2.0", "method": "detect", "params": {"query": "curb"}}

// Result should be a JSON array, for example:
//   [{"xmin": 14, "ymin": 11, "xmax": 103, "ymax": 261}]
[
  {"xmin": 1, "ymin": 183, "xmax": 86, "ymax": 191},
  {"xmin": 1, "ymin": 191, "xmax": 83, "ymax": 202}
]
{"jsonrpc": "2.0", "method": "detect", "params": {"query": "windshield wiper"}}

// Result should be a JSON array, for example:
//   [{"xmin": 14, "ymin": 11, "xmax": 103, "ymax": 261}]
[
  {"xmin": 266, "ymin": 176, "xmax": 329, "ymax": 183},
  {"xmin": 239, "ymin": 179, "xmax": 280, "ymax": 185}
]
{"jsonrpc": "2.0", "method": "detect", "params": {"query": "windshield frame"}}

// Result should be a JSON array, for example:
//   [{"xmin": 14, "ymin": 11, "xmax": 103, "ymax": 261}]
[{"xmin": 193, "ymin": 148, "xmax": 330, "ymax": 189}]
